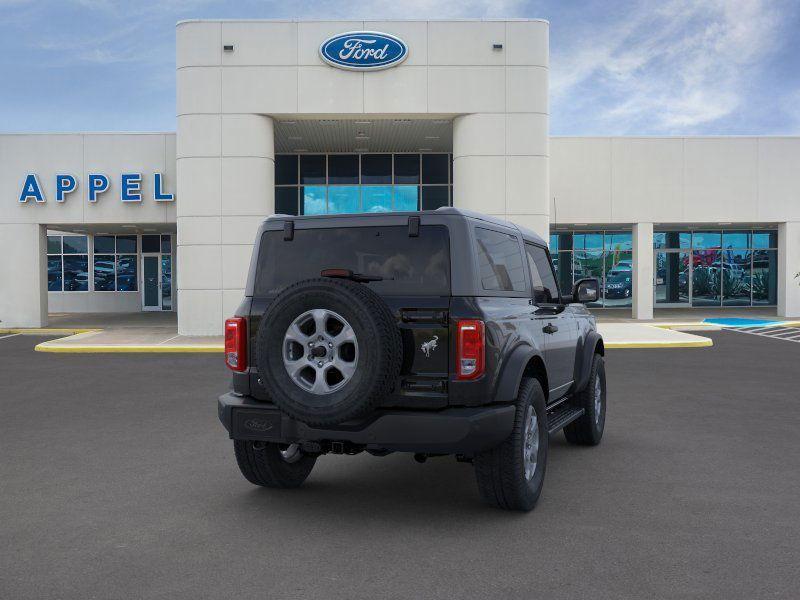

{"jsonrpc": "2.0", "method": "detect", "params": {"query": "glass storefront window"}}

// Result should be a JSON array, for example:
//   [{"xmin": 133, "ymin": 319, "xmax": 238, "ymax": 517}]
[
  {"xmin": 276, "ymin": 153, "xmax": 452, "ymax": 216},
  {"xmin": 692, "ymin": 231, "xmax": 721, "ymax": 249},
  {"xmin": 394, "ymin": 154, "xmax": 419, "ymax": 184},
  {"xmin": 654, "ymin": 232, "xmax": 690, "ymax": 249},
  {"xmin": 302, "ymin": 186, "xmax": 326, "ymax": 215},
  {"xmin": 116, "ymin": 235, "xmax": 137, "ymax": 254},
  {"xmin": 573, "ymin": 233, "xmax": 603, "ymax": 250},
  {"xmin": 604, "ymin": 250, "xmax": 633, "ymax": 306},
  {"xmin": 161, "ymin": 235, "xmax": 172, "ymax": 254},
  {"xmin": 47, "ymin": 235, "xmax": 62, "ymax": 254},
  {"xmin": 652, "ymin": 229, "xmax": 778, "ymax": 307},
  {"xmin": 63, "ymin": 235, "xmax": 88, "ymax": 254},
  {"xmin": 604, "ymin": 232, "xmax": 632, "ymax": 251},
  {"xmin": 300, "ymin": 155, "xmax": 325, "ymax": 184},
  {"xmin": 691, "ymin": 250, "xmax": 721, "ymax": 306},
  {"xmin": 362, "ymin": 186, "xmax": 392, "ymax": 212},
  {"xmin": 655, "ymin": 251, "xmax": 690, "ymax": 305},
  {"xmin": 328, "ymin": 155, "xmax": 358, "ymax": 184},
  {"xmin": 722, "ymin": 249, "xmax": 752, "ymax": 306},
  {"xmin": 275, "ymin": 187, "xmax": 298, "ymax": 215},
  {"xmin": 422, "ymin": 154, "xmax": 448, "ymax": 184},
  {"xmin": 141, "ymin": 234, "xmax": 160, "ymax": 253},
  {"xmin": 722, "ymin": 231, "xmax": 750, "ymax": 249},
  {"xmin": 47, "ymin": 234, "xmax": 88, "ymax": 292},
  {"xmin": 327, "ymin": 186, "xmax": 360, "ymax": 213},
  {"xmin": 421, "ymin": 186, "xmax": 448, "ymax": 211},
  {"xmin": 47, "ymin": 256, "xmax": 62, "ymax": 291},
  {"xmin": 94, "ymin": 235, "xmax": 115, "ymax": 253},
  {"xmin": 116, "ymin": 256, "xmax": 137, "ymax": 292},
  {"xmin": 394, "ymin": 186, "xmax": 419, "ymax": 211},
  {"xmin": 752, "ymin": 231, "xmax": 778, "ymax": 249},
  {"xmin": 275, "ymin": 154, "xmax": 298, "ymax": 185},
  {"xmin": 93, "ymin": 255, "xmax": 116, "ymax": 291},
  {"xmin": 361, "ymin": 154, "xmax": 391, "ymax": 184},
  {"xmin": 752, "ymin": 250, "xmax": 778, "ymax": 304},
  {"xmin": 63, "ymin": 255, "xmax": 89, "ymax": 291}
]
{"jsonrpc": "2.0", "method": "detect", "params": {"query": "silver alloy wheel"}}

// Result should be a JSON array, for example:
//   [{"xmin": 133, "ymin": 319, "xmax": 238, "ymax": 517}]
[
  {"xmin": 594, "ymin": 373, "xmax": 602, "ymax": 425},
  {"xmin": 279, "ymin": 443, "xmax": 302, "ymax": 463},
  {"xmin": 523, "ymin": 404, "xmax": 540, "ymax": 481},
  {"xmin": 283, "ymin": 309, "xmax": 358, "ymax": 395}
]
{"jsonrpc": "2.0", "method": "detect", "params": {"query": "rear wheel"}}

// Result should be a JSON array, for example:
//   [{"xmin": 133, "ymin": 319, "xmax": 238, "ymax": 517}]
[
  {"xmin": 233, "ymin": 440, "xmax": 316, "ymax": 488},
  {"xmin": 564, "ymin": 353, "xmax": 606, "ymax": 446},
  {"xmin": 474, "ymin": 378, "xmax": 548, "ymax": 511}
]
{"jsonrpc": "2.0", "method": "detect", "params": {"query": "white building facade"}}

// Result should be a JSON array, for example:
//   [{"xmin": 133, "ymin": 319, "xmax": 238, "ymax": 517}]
[{"xmin": 0, "ymin": 19, "xmax": 798, "ymax": 333}]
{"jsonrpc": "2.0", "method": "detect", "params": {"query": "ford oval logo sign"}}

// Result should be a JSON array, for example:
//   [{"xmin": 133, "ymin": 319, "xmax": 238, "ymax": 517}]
[{"xmin": 320, "ymin": 31, "xmax": 408, "ymax": 71}]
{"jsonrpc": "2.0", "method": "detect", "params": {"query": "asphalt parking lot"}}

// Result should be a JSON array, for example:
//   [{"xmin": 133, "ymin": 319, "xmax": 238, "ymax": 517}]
[{"xmin": 2, "ymin": 332, "xmax": 799, "ymax": 599}]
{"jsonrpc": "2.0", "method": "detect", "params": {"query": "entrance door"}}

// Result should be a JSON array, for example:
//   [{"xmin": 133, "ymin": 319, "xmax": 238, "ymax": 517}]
[{"xmin": 142, "ymin": 255, "xmax": 161, "ymax": 311}]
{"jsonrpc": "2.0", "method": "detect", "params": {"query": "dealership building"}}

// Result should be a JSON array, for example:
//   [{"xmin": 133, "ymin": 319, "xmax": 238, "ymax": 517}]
[{"xmin": 1, "ymin": 18, "xmax": 798, "ymax": 335}]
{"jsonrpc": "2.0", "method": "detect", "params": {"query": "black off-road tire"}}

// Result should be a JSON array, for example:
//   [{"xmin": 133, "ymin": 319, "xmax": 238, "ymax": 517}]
[
  {"xmin": 474, "ymin": 378, "xmax": 548, "ymax": 511},
  {"xmin": 564, "ymin": 353, "xmax": 606, "ymax": 446},
  {"xmin": 233, "ymin": 441, "xmax": 316, "ymax": 488},
  {"xmin": 255, "ymin": 278, "xmax": 402, "ymax": 427}
]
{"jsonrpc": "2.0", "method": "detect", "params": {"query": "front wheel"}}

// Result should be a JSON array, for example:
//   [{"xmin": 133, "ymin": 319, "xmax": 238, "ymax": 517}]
[
  {"xmin": 233, "ymin": 441, "xmax": 317, "ymax": 488},
  {"xmin": 473, "ymin": 378, "xmax": 548, "ymax": 511}
]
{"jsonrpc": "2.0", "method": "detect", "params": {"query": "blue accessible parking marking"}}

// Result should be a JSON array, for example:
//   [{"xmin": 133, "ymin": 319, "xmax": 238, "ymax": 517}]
[{"xmin": 703, "ymin": 317, "xmax": 782, "ymax": 327}]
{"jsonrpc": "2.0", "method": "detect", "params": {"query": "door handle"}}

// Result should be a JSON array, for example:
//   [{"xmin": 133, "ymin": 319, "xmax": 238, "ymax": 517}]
[{"xmin": 542, "ymin": 323, "xmax": 558, "ymax": 335}]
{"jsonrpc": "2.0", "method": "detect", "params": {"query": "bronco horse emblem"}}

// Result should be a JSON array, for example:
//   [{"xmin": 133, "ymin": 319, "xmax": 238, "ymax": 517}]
[{"xmin": 420, "ymin": 335, "xmax": 439, "ymax": 358}]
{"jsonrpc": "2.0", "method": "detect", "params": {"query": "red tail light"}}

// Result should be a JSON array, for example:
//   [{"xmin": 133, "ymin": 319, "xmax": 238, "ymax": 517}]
[
  {"xmin": 456, "ymin": 320, "xmax": 485, "ymax": 380},
  {"xmin": 225, "ymin": 317, "xmax": 247, "ymax": 372}
]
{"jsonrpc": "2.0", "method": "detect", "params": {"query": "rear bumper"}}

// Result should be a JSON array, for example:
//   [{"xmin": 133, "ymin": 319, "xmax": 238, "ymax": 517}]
[{"xmin": 218, "ymin": 392, "xmax": 515, "ymax": 455}]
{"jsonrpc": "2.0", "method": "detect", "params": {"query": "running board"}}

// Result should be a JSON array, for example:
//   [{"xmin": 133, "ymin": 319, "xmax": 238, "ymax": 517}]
[{"xmin": 547, "ymin": 404, "xmax": 584, "ymax": 434}]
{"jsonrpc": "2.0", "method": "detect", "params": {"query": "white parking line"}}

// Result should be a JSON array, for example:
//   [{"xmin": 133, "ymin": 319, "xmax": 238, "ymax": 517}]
[
  {"xmin": 725, "ymin": 326, "xmax": 800, "ymax": 343},
  {"xmin": 0, "ymin": 333, "xmax": 21, "ymax": 341}
]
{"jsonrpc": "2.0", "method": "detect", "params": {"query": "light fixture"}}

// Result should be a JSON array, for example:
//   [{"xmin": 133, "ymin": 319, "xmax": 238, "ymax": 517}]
[
  {"xmin": 393, "ymin": 119, "xmax": 412, "ymax": 124},
  {"xmin": 718, "ymin": 222, "xmax": 732, "ymax": 225},
  {"xmin": 280, "ymin": 120, "xmax": 297, "ymax": 125},
  {"xmin": 223, "ymin": 44, "xmax": 235, "ymax": 52},
  {"xmin": 293, "ymin": 148, "xmax": 308, "ymax": 153},
  {"xmin": 419, "ymin": 147, "xmax": 433, "ymax": 152},
  {"xmin": 492, "ymin": 43, "xmax": 503, "ymax": 50},
  {"xmin": 425, "ymin": 136, "xmax": 440, "ymax": 140},
  {"xmin": 355, "ymin": 120, "xmax": 372, "ymax": 125},
  {"xmin": 121, "ymin": 225, "xmax": 137, "ymax": 229},
  {"xmin": 354, "ymin": 147, "xmax": 368, "ymax": 153}
]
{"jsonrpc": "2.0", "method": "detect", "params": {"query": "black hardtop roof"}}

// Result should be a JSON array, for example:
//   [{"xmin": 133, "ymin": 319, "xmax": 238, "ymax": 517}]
[{"xmin": 263, "ymin": 207, "xmax": 547, "ymax": 246}]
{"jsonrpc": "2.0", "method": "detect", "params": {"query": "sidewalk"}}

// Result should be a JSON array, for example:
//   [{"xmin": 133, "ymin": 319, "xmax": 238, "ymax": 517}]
[{"xmin": 0, "ymin": 311, "xmax": 720, "ymax": 353}]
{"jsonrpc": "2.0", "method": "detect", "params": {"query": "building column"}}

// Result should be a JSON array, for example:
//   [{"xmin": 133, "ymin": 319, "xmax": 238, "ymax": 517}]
[
  {"xmin": 0, "ymin": 224, "xmax": 47, "ymax": 328},
  {"xmin": 632, "ymin": 222, "xmax": 654, "ymax": 320},
  {"xmin": 452, "ymin": 113, "xmax": 549, "ymax": 240},
  {"xmin": 778, "ymin": 221, "xmax": 800, "ymax": 318},
  {"xmin": 177, "ymin": 113, "xmax": 274, "ymax": 336}
]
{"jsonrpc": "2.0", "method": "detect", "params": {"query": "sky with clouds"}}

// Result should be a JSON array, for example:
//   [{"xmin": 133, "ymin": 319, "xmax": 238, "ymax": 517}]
[{"xmin": 0, "ymin": 0, "xmax": 798, "ymax": 135}]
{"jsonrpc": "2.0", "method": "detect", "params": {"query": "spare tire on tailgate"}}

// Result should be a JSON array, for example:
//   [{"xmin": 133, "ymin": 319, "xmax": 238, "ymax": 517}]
[{"xmin": 255, "ymin": 278, "xmax": 402, "ymax": 427}]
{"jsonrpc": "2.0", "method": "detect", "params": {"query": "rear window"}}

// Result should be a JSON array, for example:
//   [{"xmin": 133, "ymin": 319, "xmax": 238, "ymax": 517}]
[{"xmin": 255, "ymin": 225, "xmax": 450, "ymax": 296}]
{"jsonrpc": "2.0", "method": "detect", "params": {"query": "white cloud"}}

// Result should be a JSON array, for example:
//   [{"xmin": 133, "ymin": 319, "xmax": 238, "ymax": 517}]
[{"xmin": 551, "ymin": 0, "xmax": 791, "ymax": 133}]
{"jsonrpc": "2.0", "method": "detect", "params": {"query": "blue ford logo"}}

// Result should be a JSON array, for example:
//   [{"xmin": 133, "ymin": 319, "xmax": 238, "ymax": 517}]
[{"xmin": 319, "ymin": 31, "xmax": 408, "ymax": 71}]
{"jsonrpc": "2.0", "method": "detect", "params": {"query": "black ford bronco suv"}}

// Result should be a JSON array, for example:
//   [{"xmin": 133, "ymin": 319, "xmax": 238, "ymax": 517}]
[{"xmin": 218, "ymin": 208, "xmax": 606, "ymax": 511}]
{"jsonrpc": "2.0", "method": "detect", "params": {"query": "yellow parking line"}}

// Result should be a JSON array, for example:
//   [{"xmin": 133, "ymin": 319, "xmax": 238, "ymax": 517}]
[
  {"xmin": 605, "ymin": 339, "xmax": 713, "ymax": 349},
  {"xmin": 0, "ymin": 328, "xmax": 100, "ymax": 335},
  {"xmin": 35, "ymin": 343, "xmax": 223, "ymax": 353}
]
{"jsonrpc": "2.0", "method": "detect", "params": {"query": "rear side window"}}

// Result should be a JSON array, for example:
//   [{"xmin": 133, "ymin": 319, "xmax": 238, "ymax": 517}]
[
  {"xmin": 474, "ymin": 227, "xmax": 526, "ymax": 292},
  {"xmin": 255, "ymin": 225, "xmax": 450, "ymax": 296},
  {"xmin": 525, "ymin": 243, "xmax": 560, "ymax": 304}
]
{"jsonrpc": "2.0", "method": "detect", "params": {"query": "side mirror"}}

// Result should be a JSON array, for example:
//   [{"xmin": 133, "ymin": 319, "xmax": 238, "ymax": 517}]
[{"xmin": 572, "ymin": 277, "xmax": 600, "ymax": 304}]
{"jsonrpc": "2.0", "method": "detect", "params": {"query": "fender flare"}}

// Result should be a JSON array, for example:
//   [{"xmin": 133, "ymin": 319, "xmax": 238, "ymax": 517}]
[
  {"xmin": 495, "ymin": 344, "xmax": 545, "ymax": 404},
  {"xmin": 574, "ymin": 331, "xmax": 604, "ymax": 392}
]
